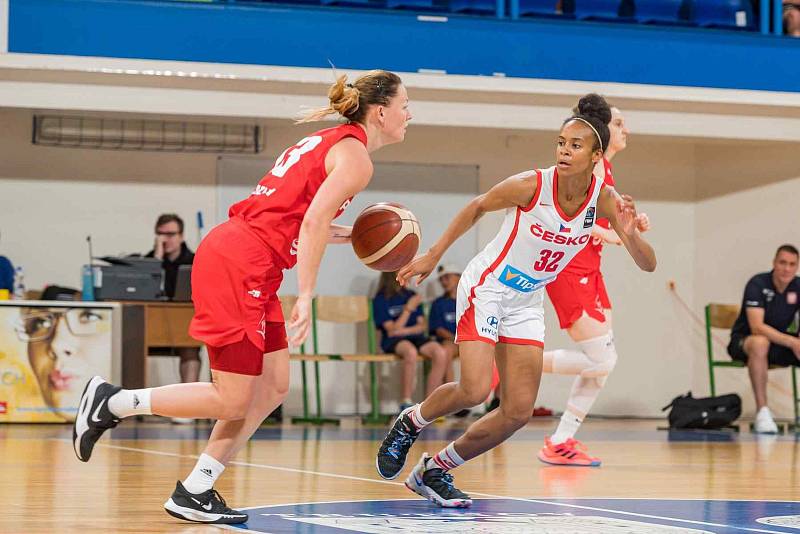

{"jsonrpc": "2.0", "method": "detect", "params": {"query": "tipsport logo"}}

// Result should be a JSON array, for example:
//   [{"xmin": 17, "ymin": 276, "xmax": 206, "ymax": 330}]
[{"xmin": 498, "ymin": 265, "xmax": 553, "ymax": 293}]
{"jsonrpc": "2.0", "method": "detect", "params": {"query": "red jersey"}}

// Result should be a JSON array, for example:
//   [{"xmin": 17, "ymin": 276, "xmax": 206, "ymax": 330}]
[
  {"xmin": 560, "ymin": 158, "xmax": 616, "ymax": 276},
  {"xmin": 228, "ymin": 123, "xmax": 367, "ymax": 269}
]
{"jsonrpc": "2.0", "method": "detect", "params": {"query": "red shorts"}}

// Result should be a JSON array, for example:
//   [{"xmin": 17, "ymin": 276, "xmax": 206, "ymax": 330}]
[
  {"xmin": 207, "ymin": 325, "xmax": 287, "ymax": 376},
  {"xmin": 545, "ymin": 271, "xmax": 611, "ymax": 330},
  {"xmin": 189, "ymin": 218, "xmax": 288, "ymax": 375}
]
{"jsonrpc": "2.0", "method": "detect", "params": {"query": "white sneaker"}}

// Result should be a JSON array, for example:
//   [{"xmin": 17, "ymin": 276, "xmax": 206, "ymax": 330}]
[{"xmin": 754, "ymin": 407, "xmax": 778, "ymax": 434}]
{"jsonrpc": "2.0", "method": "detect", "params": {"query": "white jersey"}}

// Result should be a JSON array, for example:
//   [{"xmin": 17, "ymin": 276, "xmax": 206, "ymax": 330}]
[{"xmin": 475, "ymin": 165, "xmax": 605, "ymax": 294}]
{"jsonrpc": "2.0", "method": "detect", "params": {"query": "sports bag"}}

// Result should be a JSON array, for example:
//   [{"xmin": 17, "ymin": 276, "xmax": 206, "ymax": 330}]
[{"xmin": 662, "ymin": 392, "xmax": 741, "ymax": 430}]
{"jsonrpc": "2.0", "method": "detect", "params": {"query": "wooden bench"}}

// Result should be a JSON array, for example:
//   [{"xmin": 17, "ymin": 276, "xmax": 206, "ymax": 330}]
[{"xmin": 281, "ymin": 295, "xmax": 415, "ymax": 424}]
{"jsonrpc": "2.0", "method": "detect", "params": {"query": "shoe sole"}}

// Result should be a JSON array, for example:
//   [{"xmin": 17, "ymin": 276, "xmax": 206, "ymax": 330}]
[
  {"xmin": 404, "ymin": 456, "xmax": 472, "ymax": 509},
  {"xmin": 163, "ymin": 498, "xmax": 247, "ymax": 524},
  {"xmin": 537, "ymin": 450, "xmax": 601, "ymax": 467},
  {"xmin": 375, "ymin": 407, "xmax": 417, "ymax": 480},
  {"xmin": 73, "ymin": 376, "xmax": 103, "ymax": 462}
]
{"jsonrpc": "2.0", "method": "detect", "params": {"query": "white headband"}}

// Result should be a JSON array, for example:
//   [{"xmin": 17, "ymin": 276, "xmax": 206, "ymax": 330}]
[{"xmin": 571, "ymin": 117, "xmax": 603, "ymax": 153}]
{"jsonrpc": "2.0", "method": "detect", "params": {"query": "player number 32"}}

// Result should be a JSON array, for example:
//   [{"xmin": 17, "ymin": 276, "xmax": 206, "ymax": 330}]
[{"xmin": 533, "ymin": 249, "xmax": 564, "ymax": 272}]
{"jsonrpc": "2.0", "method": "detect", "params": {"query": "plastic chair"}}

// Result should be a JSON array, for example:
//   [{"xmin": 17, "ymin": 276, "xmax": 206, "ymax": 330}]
[
  {"xmin": 387, "ymin": 0, "xmax": 436, "ymax": 10},
  {"xmin": 449, "ymin": 0, "xmax": 497, "ymax": 15},
  {"xmin": 517, "ymin": 0, "xmax": 564, "ymax": 17},
  {"xmin": 574, "ymin": 0, "xmax": 630, "ymax": 21},
  {"xmin": 705, "ymin": 303, "xmax": 799, "ymax": 425},
  {"xmin": 634, "ymin": 0, "xmax": 689, "ymax": 24},
  {"xmin": 320, "ymin": 0, "xmax": 382, "ymax": 8},
  {"xmin": 692, "ymin": 0, "xmax": 755, "ymax": 29}
]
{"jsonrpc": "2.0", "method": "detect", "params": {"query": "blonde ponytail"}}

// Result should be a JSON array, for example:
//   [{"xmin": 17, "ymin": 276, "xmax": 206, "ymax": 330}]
[{"xmin": 297, "ymin": 70, "xmax": 402, "ymax": 124}]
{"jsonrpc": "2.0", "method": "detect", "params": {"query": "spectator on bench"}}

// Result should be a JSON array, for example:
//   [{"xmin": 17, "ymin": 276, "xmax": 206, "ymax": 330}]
[
  {"xmin": 373, "ymin": 271, "xmax": 450, "ymax": 413},
  {"xmin": 728, "ymin": 244, "xmax": 800, "ymax": 433},
  {"xmin": 429, "ymin": 263, "xmax": 471, "ymax": 417},
  {"xmin": 145, "ymin": 214, "xmax": 201, "ymax": 404}
]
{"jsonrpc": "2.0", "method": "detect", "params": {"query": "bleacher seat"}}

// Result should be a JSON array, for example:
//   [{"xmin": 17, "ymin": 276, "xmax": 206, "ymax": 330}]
[
  {"xmin": 449, "ymin": 0, "xmax": 497, "ymax": 15},
  {"xmin": 320, "ymin": 0, "xmax": 382, "ymax": 8},
  {"xmin": 517, "ymin": 0, "xmax": 568, "ymax": 18},
  {"xmin": 574, "ymin": 0, "xmax": 632, "ymax": 22},
  {"xmin": 692, "ymin": 0, "xmax": 755, "ymax": 29},
  {"xmin": 634, "ymin": 0, "xmax": 690, "ymax": 25},
  {"xmin": 387, "ymin": 0, "xmax": 436, "ymax": 9}
]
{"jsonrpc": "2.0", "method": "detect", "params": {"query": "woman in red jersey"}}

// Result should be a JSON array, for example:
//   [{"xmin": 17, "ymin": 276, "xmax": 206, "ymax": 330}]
[
  {"xmin": 72, "ymin": 70, "xmax": 411, "ymax": 524},
  {"xmin": 537, "ymin": 98, "xmax": 651, "ymax": 467}
]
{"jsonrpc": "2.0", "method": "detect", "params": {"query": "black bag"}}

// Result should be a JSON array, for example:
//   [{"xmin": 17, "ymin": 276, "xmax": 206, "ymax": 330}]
[{"xmin": 662, "ymin": 392, "xmax": 741, "ymax": 430}]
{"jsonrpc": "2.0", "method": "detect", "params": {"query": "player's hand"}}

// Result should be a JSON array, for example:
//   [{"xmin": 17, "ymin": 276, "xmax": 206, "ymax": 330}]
[
  {"xmin": 406, "ymin": 293, "xmax": 423, "ymax": 310},
  {"xmin": 636, "ymin": 213, "xmax": 651, "ymax": 233},
  {"xmin": 615, "ymin": 194, "xmax": 638, "ymax": 236},
  {"xmin": 288, "ymin": 295, "xmax": 312, "ymax": 347},
  {"xmin": 397, "ymin": 251, "xmax": 439, "ymax": 287},
  {"xmin": 593, "ymin": 226, "xmax": 622, "ymax": 246},
  {"xmin": 153, "ymin": 235, "xmax": 166, "ymax": 260}
]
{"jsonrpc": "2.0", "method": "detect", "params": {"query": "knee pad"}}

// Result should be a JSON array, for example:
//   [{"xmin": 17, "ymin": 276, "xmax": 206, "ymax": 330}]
[{"xmin": 578, "ymin": 332, "xmax": 618, "ymax": 381}]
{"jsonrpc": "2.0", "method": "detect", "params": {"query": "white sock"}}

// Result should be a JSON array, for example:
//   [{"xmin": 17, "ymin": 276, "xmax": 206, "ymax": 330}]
[
  {"xmin": 551, "ymin": 409, "xmax": 582, "ymax": 445},
  {"xmin": 429, "ymin": 441, "xmax": 466, "ymax": 471},
  {"xmin": 410, "ymin": 403, "xmax": 430, "ymax": 430},
  {"xmin": 182, "ymin": 453, "xmax": 225, "ymax": 495},
  {"xmin": 108, "ymin": 389, "xmax": 152, "ymax": 418}
]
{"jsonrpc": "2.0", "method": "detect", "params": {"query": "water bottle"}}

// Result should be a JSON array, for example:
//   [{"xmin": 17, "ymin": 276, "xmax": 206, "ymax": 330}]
[
  {"xmin": 12, "ymin": 266, "xmax": 25, "ymax": 300},
  {"xmin": 81, "ymin": 264, "xmax": 95, "ymax": 301}
]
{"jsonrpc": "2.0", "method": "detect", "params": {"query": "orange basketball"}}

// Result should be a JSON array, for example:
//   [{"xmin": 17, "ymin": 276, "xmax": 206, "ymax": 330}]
[{"xmin": 351, "ymin": 203, "xmax": 421, "ymax": 272}]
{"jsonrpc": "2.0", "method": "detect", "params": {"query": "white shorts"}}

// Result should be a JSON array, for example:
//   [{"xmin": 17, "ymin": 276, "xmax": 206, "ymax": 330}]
[{"xmin": 455, "ymin": 257, "xmax": 545, "ymax": 347}]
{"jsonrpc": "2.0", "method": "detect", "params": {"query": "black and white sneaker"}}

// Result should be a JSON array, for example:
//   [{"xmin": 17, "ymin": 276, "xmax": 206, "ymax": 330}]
[
  {"xmin": 405, "ymin": 453, "xmax": 472, "ymax": 508},
  {"xmin": 376, "ymin": 404, "xmax": 421, "ymax": 480},
  {"xmin": 163, "ymin": 481, "xmax": 248, "ymax": 524},
  {"xmin": 73, "ymin": 376, "xmax": 121, "ymax": 462}
]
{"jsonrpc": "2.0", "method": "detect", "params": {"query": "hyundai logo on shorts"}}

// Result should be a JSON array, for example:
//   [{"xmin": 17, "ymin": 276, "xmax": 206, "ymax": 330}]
[{"xmin": 487, "ymin": 316, "xmax": 499, "ymax": 328}]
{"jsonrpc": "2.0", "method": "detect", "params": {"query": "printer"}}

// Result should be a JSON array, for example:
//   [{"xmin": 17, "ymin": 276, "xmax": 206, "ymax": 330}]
[{"xmin": 92, "ymin": 256, "xmax": 164, "ymax": 301}]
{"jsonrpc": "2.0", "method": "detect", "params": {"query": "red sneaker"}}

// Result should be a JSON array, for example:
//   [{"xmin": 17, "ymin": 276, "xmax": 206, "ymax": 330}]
[{"xmin": 537, "ymin": 437, "xmax": 601, "ymax": 467}]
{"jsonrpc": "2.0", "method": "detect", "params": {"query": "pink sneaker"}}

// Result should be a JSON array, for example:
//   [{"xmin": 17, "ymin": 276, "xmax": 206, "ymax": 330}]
[{"xmin": 537, "ymin": 437, "xmax": 601, "ymax": 467}]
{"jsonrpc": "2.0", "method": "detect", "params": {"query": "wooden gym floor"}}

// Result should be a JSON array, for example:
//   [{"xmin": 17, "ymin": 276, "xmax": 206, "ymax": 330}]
[{"xmin": 3, "ymin": 417, "xmax": 800, "ymax": 533}]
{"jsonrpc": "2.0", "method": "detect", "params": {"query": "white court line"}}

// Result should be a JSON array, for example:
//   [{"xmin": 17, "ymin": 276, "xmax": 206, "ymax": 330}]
[{"xmin": 64, "ymin": 440, "xmax": 793, "ymax": 534}]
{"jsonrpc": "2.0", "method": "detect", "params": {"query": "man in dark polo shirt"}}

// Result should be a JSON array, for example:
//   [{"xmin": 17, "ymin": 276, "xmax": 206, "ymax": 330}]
[
  {"xmin": 728, "ymin": 244, "xmax": 800, "ymax": 433},
  {"xmin": 145, "ymin": 214, "xmax": 200, "ymax": 396}
]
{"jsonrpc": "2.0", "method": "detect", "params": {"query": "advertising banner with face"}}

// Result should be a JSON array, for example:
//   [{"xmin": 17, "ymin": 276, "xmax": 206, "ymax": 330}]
[{"xmin": 0, "ymin": 305, "xmax": 112, "ymax": 422}]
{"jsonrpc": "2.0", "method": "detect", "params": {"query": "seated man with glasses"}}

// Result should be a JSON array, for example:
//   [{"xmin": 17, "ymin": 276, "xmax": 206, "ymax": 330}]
[{"xmin": 145, "ymin": 214, "xmax": 201, "ymax": 405}]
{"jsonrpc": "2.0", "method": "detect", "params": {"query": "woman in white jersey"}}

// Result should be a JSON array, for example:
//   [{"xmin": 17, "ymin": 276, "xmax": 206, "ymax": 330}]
[
  {"xmin": 375, "ymin": 94, "xmax": 656, "ymax": 508},
  {"xmin": 538, "ymin": 98, "xmax": 650, "ymax": 467}
]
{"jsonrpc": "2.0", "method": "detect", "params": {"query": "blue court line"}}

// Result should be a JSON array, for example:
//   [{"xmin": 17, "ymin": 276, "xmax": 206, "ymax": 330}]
[
  {"xmin": 224, "ymin": 498, "xmax": 797, "ymax": 534},
  {"xmin": 73, "ymin": 441, "xmax": 796, "ymax": 534}
]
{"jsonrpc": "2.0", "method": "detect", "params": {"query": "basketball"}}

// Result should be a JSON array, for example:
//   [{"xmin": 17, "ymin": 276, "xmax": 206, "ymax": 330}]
[{"xmin": 351, "ymin": 202, "xmax": 421, "ymax": 272}]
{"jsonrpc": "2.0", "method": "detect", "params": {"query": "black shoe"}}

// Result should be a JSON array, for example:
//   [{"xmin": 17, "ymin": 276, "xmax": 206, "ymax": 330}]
[
  {"xmin": 405, "ymin": 454, "xmax": 472, "ymax": 508},
  {"xmin": 376, "ymin": 405, "xmax": 421, "ymax": 480},
  {"xmin": 163, "ymin": 481, "xmax": 248, "ymax": 524},
  {"xmin": 73, "ymin": 376, "xmax": 121, "ymax": 462}
]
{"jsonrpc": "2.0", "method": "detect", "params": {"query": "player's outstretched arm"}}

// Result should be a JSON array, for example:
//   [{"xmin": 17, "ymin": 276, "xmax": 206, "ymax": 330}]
[
  {"xmin": 289, "ymin": 139, "xmax": 373, "ymax": 346},
  {"xmin": 597, "ymin": 187, "xmax": 656, "ymax": 272},
  {"xmin": 397, "ymin": 170, "xmax": 538, "ymax": 286},
  {"xmin": 328, "ymin": 224, "xmax": 353, "ymax": 244}
]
